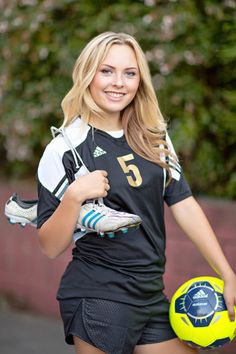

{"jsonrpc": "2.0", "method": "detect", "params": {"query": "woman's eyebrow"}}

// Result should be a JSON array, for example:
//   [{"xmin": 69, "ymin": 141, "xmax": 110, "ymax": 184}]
[{"xmin": 101, "ymin": 64, "xmax": 138, "ymax": 70}]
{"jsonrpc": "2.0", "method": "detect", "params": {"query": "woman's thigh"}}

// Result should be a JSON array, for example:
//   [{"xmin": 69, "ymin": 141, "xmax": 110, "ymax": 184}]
[
  {"xmin": 73, "ymin": 336, "xmax": 106, "ymax": 354},
  {"xmin": 134, "ymin": 338, "xmax": 199, "ymax": 354},
  {"xmin": 73, "ymin": 335, "xmax": 199, "ymax": 354}
]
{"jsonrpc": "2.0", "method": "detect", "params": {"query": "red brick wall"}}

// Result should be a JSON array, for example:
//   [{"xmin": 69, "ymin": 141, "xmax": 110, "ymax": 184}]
[
  {"xmin": 0, "ymin": 182, "xmax": 236, "ymax": 352},
  {"xmin": 164, "ymin": 198, "xmax": 236, "ymax": 298}
]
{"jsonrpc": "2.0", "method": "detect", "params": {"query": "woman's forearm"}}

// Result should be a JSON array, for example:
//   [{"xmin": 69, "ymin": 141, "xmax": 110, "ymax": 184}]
[
  {"xmin": 38, "ymin": 192, "xmax": 82, "ymax": 259},
  {"xmin": 37, "ymin": 170, "xmax": 109, "ymax": 259},
  {"xmin": 170, "ymin": 196, "xmax": 235, "ymax": 281}
]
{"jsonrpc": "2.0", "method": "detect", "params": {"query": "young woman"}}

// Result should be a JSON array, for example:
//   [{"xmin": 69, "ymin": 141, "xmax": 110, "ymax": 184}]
[{"xmin": 35, "ymin": 32, "xmax": 236, "ymax": 354}]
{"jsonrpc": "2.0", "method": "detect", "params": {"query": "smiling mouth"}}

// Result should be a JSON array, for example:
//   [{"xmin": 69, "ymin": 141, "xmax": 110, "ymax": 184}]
[{"xmin": 105, "ymin": 91, "xmax": 126, "ymax": 98}]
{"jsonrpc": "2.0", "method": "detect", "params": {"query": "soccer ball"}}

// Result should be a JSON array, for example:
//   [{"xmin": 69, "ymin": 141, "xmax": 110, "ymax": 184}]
[{"xmin": 169, "ymin": 276, "xmax": 236, "ymax": 350}]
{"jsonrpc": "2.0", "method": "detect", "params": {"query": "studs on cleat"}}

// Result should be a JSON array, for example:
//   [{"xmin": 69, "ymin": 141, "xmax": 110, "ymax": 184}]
[
  {"xmin": 107, "ymin": 232, "xmax": 115, "ymax": 239},
  {"xmin": 121, "ymin": 228, "xmax": 128, "ymax": 233},
  {"xmin": 8, "ymin": 219, "xmax": 15, "ymax": 225},
  {"xmin": 97, "ymin": 225, "xmax": 140, "ymax": 238},
  {"xmin": 88, "ymin": 222, "xmax": 141, "ymax": 239},
  {"xmin": 7, "ymin": 218, "xmax": 27, "ymax": 228}
]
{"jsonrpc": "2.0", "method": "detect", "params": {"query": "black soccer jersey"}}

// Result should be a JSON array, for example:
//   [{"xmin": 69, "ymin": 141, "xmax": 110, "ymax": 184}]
[{"xmin": 37, "ymin": 117, "xmax": 192, "ymax": 305}]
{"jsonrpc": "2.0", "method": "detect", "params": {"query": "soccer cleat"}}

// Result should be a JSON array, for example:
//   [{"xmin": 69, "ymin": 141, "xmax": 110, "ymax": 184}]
[
  {"xmin": 77, "ymin": 202, "xmax": 142, "ymax": 238},
  {"xmin": 5, "ymin": 194, "xmax": 142, "ymax": 237},
  {"xmin": 5, "ymin": 193, "xmax": 38, "ymax": 227}
]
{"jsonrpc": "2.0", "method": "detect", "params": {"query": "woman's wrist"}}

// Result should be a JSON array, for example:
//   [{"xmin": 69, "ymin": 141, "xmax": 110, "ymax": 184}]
[
  {"xmin": 220, "ymin": 269, "xmax": 236, "ymax": 283},
  {"xmin": 65, "ymin": 183, "xmax": 86, "ymax": 205}
]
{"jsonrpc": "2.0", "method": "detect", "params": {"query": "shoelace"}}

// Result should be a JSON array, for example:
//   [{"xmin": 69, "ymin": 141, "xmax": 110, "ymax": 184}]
[
  {"xmin": 92, "ymin": 205, "xmax": 110, "ymax": 216},
  {"xmin": 90, "ymin": 203, "xmax": 131, "ymax": 217},
  {"xmin": 51, "ymin": 126, "xmax": 89, "ymax": 171},
  {"xmin": 51, "ymin": 124, "xmax": 104, "ymax": 205}
]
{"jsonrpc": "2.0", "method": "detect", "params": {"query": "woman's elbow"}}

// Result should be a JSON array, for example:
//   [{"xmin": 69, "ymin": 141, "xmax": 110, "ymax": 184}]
[
  {"xmin": 39, "ymin": 241, "xmax": 59, "ymax": 259},
  {"xmin": 40, "ymin": 245, "xmax": 59, "ymax": 259},
  {"xmin": 38, "ymin": 230, "xmax": 60, "ymax": 259}
]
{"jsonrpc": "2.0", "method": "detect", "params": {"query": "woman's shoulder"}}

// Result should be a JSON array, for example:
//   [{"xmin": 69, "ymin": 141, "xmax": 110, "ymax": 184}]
[{"xmin": 44, "ymin": 116, "xmax": 91, "ymax": 156}]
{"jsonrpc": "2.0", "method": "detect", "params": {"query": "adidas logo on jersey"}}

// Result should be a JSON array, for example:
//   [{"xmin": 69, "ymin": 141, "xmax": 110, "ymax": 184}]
[
  {"xmin": 93, "ymin": 146, "xmax": 107, "ymax": 158},
  {"xmin": 193, "ymin": 289, "xmax": 208, "ymax": 299}
]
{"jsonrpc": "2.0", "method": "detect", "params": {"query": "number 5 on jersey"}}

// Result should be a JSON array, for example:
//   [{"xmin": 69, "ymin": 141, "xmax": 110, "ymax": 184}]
[{"xmin": 117, "ymin": 154, "xmax": 143, "ymax": 187}]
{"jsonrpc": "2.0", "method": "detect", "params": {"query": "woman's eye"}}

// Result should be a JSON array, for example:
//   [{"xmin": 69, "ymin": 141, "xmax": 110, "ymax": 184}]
[
  {"xmin": 101, "ymin": 69, "xmax": 112, "ymax": 74},
  {"xmin": 126, "ymin": 71, "xmax": 136, "ymax": 77}
]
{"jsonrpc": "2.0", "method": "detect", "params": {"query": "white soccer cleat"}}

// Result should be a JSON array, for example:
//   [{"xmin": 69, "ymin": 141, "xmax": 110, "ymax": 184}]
[
  {"xmin": 5, "ymin": 193, "xmax": 38, "ymax": 227},
  {"xmin": 5, "ymin": 194, "xmax": 142, "ymax": 237},
  {"xmin": 77, "ymin": 202, "xmax": 142, "ymax": 238}
]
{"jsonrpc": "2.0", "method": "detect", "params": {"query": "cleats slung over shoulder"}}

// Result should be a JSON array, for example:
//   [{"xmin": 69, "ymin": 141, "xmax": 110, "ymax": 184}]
[{"xmin": 4, "ymin": 195, "xmax": 142, "ymax": 237}]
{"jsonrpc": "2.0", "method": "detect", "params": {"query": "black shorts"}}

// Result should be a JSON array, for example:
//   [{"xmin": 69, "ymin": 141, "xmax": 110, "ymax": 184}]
[{"xmin": 59, "ymin": 295, "xmax": 176, "ymax": 354}]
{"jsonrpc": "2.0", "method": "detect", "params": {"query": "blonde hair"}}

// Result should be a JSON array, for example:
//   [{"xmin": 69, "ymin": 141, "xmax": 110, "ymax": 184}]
[{"xmin": 61, "ymin": 32, "xmax": 174, "ymax": 172}]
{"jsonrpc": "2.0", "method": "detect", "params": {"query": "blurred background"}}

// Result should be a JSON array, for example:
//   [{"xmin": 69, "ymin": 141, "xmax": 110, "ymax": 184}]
[{"xmin": 0, "ymin": 0, "xmax": 235, "ymax": 353}]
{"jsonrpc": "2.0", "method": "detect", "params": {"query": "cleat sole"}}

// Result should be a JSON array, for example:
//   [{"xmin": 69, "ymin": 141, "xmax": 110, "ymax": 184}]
[
  {"xmin": 5, "ymin": 213, "xmax": 36, "ymax": 227},
  {"xmin": 76, "ymin": 221, "xmax": 141, "ymax": 239}
]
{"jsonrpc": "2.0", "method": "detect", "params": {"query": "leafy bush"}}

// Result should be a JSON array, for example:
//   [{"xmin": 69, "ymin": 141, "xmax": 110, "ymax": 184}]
[{"xmin": 1, "ymin": 0, "xmax": 235, "ymax": 198}]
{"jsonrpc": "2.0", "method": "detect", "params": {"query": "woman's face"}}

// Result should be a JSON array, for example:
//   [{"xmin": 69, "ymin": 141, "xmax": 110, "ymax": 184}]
[{"xmin": 89, "ymin": 44, "xmax": 140, "ymax": 121}]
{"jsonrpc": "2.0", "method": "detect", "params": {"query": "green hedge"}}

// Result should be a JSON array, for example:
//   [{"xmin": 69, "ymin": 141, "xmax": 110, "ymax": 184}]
[{"xmin": 1, "ymin": 0, "xmax": 236, "ymax": 198}]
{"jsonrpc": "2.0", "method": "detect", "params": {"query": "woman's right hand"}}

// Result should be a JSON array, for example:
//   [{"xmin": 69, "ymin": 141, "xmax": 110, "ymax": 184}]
[{"xmin": 66, "ymin": 170, "xmax": 110, "ymax": 203}]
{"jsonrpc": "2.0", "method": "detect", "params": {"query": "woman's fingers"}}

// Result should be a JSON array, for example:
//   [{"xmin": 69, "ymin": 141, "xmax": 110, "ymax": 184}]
[
  {"xmin": 224, "ymin": 280, "xmax": 236, "ymax": 322},
  {"xmin": 225, "ymin": 298, "xmax": 236, "ymax": 321},
  {"xmin": 100, "ymin": 170, "xmax": 108, "ymax": 177}
]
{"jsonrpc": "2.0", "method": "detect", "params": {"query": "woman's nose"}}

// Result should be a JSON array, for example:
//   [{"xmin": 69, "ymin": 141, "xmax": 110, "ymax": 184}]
[{"xmin": 112, "ymin": 73, "xmax": 124, "ymax": 87}]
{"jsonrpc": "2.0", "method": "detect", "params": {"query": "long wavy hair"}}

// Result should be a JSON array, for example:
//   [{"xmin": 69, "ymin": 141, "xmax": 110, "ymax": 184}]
[{"xmin": 61, "ymin": 32, "xmax": 175, "ymax": 172}]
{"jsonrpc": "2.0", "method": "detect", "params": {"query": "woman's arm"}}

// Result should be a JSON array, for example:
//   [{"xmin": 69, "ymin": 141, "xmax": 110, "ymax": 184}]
[
  {"xmin": 38, "ymin": 170, "xmax": 109, "ymax": 259},
  {"xmin": 170, "ymin": 196, "xmax": 236, "ymax": 320}
]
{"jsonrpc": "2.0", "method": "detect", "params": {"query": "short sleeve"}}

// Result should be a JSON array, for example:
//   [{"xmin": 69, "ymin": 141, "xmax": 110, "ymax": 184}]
[
  {"xmin": 164, "ymin": 172, "xmax": 192, "ymax": 206},
  {"xmin": 164, "ymin": 132, "xmax": 192, "ymax": 206},
  {"xmin": 37, "ymin": 182, "xmax": 60, "ymax": 229},
  {"xmin": 37, "ymin": 141, "xmax": 69, "ymax": 228}
]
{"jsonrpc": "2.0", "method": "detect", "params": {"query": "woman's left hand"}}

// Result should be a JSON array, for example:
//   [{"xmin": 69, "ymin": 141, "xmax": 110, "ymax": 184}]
[{"xmin": 223, "ymin": 274, "xmax": 236, "ymax": 321}]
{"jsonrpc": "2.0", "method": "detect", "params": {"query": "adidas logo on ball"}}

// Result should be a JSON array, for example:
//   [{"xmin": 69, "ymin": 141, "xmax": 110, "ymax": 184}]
[{"xmin": 193, "ymin": 289, "xmax": 209, "ymax": 299}]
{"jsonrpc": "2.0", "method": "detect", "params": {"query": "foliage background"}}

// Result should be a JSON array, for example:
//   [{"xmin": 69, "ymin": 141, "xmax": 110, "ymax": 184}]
[{"xmin": 0, "ymin": 0, "xmax": 236, "ymax": 198}]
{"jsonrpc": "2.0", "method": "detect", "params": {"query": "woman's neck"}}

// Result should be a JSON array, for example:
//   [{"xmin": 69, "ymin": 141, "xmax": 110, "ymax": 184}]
[{"xmin": 89, "ymin": 113, "xmax": 122, "ymax": 131}]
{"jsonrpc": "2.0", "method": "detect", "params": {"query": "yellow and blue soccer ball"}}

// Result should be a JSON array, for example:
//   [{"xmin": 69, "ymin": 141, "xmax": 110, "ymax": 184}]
[{"xmin": 169, "ymin": 276, "xmax": 236, "ymax": 350}]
